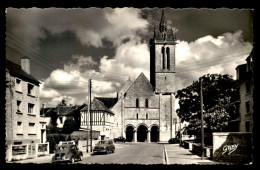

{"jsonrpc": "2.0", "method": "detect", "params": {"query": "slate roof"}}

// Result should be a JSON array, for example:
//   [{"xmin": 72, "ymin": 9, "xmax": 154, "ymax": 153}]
[
  {"xmin": 81, "ymin": 98, "xmax": 114, "ymax": 114},
  {"xmin": 5, "ymin": 59, "xmax": 40, "ymax": 85},
  {"xmin": 41, "ymin": 104, "xmax": 87, "ymax": 117},
  {"xmin": 95, "ymin": 97, "xmax": 118, "ymax": 109}
]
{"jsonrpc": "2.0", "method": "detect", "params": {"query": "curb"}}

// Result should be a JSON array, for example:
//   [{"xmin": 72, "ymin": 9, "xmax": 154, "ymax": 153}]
[{"xmin": 163, "ymin": 145, "xmax": 169, "ymax": 165}]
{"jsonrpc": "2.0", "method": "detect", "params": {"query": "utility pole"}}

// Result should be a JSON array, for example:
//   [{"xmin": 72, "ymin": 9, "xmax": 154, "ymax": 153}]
[
  {"xmin": 89, "ymin": 79, "xmax": 92, "ymax": 152},
  {"xmin": 199, "ymin": 77, "xmax": 204, "ymax": 160}
]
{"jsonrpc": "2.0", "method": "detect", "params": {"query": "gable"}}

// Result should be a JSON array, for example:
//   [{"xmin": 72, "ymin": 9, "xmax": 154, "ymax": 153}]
[{"xmin": 125, "ymin": 73, "xmax": 154, "ymax": 98}]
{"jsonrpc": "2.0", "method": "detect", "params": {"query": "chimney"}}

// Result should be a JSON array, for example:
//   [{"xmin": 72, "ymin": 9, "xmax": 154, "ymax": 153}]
[{"xmin": 21, "ymin": 56, "xmax": 30, "ymax": 74}]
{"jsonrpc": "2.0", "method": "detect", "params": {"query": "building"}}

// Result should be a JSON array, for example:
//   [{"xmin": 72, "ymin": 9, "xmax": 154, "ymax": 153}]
[
  {"xmin": 230, "ymin": 50, "xmax": 253, "ymax": 132},
  {"xmin": 111, "ymin": 10, "xmax": 179, "ymax": 142},
  {"xmin": 80, "ymin": 98, "xmax": 115, "ymax": 140},
  {"xmin": 41, "ymin": 101, "xmax": 86, "ymax": 132},
  {"xmin": 5, "ymin": 57, "xmax": 48, "ymax": 161}
]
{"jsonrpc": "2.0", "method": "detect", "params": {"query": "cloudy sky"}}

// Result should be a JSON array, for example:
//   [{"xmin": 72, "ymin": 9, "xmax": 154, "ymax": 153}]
[{"xmin": 5, "ymin": 8, "xmax": 253, "ymax": 107}]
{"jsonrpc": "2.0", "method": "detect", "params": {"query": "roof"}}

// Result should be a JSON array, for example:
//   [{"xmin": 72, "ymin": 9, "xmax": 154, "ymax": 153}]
[
  {"xmin": 41, "ymin": 103, "xmax": 87, "ymax": 117},
  {"xmin": 124, "ymin": 72, "xmax": 155, "ymax": 97},
  {"xmin": 81, "ymin": 98, "xmax": 114, "ymax": 114},
  {"xmin": 5, "ymin": 59, "xmax": 40, "ymax": 85},
  {"xmin": 95, "ymin": 97, "xmax": 118, "ymax": 109},
  {"xmin": 153, "ymin": 29, "xmax": 176, "ymax": 42},
  {"xmin": 118, "ymin": 77, "xmax": 133, "ymax": 99}
]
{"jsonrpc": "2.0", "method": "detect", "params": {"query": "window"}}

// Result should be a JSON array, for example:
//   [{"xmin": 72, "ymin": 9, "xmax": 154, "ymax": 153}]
[
  {"xmin": 28, "ymin": 84, "xmax": 34, "ymax": 96},
  {"xmin": 161, "ymin": 47, "xmax": 165, "ymax": 70},
  {"xmin": 29, "ymin": 123, "xmax": 36, "ymax": 134},
  {"xmin": 136, "ymin": 113, "xmax": 138, "ymax": 120},
  {"xmin": 166, "ymin": 47, "xmax": 170, "ymax": 69},
  {"xmin": 146, "ymin": 113, "xmax": 148, "ymax": 119},
  {"xmin": 246, "ymin": 101, "xmax": 250, "ymax": 113},
  {"xmin": 17, "ymin": 122, "xmax": 22, "ymax": 134},
  {"xmin": 145, "ymin": 99, "xmax": 149, "ymax": 108},
  {"xmin": 246, "ymin": 81, "xmax": 250, "ymax": 93},
  {"xmin": 17, "ymin": 100, "xmax": 21, "ymax": 112},
  {"xmin": 28, "ymin": 103, "xmax": 34, "ymax": 114},
  {"xmin": 136, "ymin": 98, "xmax": 139, "ymax": 108},
  {"xmin": 246, "ymin": 121, "xmax": 250, "ymax": 132},
  {"xmin": 16, "ymin": 78, "xmax": 22, "ymax": 92}
]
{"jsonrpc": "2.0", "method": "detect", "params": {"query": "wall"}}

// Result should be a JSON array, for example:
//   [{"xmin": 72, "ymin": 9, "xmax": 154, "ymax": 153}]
[{"xmin": 212, "ymin": 132, "xmax": 252, "ymax": 163}]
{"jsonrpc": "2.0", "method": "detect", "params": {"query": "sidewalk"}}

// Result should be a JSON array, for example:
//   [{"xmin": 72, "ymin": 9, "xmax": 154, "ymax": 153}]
[{"xmin": 164, "ymin": 144, "xmax": 226, "ymax": 165}]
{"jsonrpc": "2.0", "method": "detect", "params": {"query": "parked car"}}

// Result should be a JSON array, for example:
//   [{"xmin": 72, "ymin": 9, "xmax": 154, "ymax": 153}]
[
  {"xmin": 168, "ymin": 138, "xmax": 180, "ymax": 144},
  {"xmin": 51, "ymin": 144, "xmax": 83, "ymax": 163},
  {"xmin": 114, "ymin": 136, "xmax": 126, "ymax": 143},
  {"xmin": 93, "ymin": 140, "xmax": 115, "ymax": 154}
]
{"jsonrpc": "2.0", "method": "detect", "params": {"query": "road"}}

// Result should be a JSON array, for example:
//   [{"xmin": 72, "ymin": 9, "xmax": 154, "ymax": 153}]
[{"xmin": 77, "ymin": 142, "xmax": 165, "ymax": 164}]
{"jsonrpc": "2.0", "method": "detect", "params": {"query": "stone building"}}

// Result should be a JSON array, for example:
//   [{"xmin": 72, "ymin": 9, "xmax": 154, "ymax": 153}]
[
  {"xmin": 111, "ymin": 10, "xmax": 179, "ymax": 142},
  {"xmin": 230, "ymin": 50, "xmax": 253, "ymax": 132},
  {"xmin": 5, "ymin": 57, "xmax": 48, "ymax": 161}
]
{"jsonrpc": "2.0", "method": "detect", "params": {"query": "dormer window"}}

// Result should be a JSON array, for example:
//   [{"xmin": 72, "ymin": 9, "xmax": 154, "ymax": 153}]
[
  {"xmin": 28, "ymin": 83, "xmax": 34, "ymax": 96},
  {"xmin": 16, "ymin": 78, "xmax": 22, "ymax": 92}
]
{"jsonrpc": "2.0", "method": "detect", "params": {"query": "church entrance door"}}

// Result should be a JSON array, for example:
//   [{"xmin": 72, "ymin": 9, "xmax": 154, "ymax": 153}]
[
  {"xmin": 126, "ymin": 126, "xmax": 134, "ymax": 142},
  {"xmin": 137, "ymin": 125, "xmax": 148, "ymax": 142},
  {"xmin": 150, "ymin": 126, "xmax": 159, "ymax": 142}
]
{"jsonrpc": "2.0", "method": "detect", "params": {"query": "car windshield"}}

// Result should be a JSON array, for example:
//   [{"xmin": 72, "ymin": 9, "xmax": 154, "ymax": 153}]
[
  {"xmin": 98, "ymin": 141, "xmax": 110, "ymax": 144},
  {"xmin": 57, "ymin": 145, "xmax": 69, "ymax": 151}
]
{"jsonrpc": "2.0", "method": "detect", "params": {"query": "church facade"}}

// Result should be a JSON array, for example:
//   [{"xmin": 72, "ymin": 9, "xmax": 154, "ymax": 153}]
[{"xmin": 111, "ymin": 10, "xmax": 179, "ymax": 142}]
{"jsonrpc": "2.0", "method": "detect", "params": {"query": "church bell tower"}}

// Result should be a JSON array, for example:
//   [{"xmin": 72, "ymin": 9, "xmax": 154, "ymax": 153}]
[{"xmin": 150, "ymin": 9, "xmax": 177, "ymax": 94}]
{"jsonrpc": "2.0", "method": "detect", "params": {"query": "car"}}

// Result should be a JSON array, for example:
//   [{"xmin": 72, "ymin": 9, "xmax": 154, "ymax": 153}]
[
  {"xmin": 93, "ymin": 140, "xmax": 115, "ymax": 154},
  {"xmin": 114, "ymin": 136, "xmax": 126, "ymax": 143},
  {"xmin": 51, "ymin": 144, "xmax": 83, "ymax": 164}
]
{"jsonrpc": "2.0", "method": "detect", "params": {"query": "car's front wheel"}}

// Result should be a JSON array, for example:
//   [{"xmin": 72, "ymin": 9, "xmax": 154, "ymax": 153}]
[{"xmin": 112, "ymin": 148, "xmax": 115, "ymax": 153}]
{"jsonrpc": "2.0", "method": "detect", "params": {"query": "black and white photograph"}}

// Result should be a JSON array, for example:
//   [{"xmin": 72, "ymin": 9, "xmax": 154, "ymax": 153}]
[{"xmin": 4, "ymin": 7, "xmax": 255, "ymax": 165}]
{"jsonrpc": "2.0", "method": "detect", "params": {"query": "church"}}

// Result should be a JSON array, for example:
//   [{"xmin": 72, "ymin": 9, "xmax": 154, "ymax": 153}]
[{"xmin": 111, "ymin": 10, "xmax": 179, "ymax": 142}]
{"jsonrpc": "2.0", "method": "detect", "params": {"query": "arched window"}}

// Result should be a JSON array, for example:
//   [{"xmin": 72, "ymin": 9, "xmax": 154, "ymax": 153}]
[
  {"xmin": 166, "ymin": 47, "xmax": 170, "ymax": 69},
  {"xmin": 145, "ymin": 98, "xmax": 149, "ymax": 108},
  {"xmin": 161, "ymin": 47, "xmax": 165, "ymax": 70},
  {"xmin": 146, "ymin": 113, "xmax": 148, "ymax": 119},
  {"xmin": 136, "ymin": 113, "xmax": 139, "ymax": 119},
  {"xmin": 136, "ymin": 98, "xmax": 139, "ymax": 108}
]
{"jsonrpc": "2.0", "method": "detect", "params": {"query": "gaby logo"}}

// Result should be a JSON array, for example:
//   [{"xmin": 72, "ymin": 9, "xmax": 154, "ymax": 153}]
[{"xmin": 222, "ymin": 144, "xmax": 239, "ymax": 155}]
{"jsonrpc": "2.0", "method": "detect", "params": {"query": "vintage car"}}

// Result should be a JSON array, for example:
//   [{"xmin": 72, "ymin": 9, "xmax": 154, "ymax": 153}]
[
  {"xmin": 114, "ymin": 136, "xmax": 126, "ymax": 143},
  {"xmin": 93, "ymin": 140, "xmax": 115, "ymax": 154},
  {"xmin": 51, "ymin": 144, "xmax": 83, "ymax": 163}
]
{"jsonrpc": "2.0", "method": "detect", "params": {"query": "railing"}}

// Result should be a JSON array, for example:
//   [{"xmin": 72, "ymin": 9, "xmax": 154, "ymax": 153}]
[{"xmin": 6, "ymin": 142, "xmax": 50, "ymax": 162}]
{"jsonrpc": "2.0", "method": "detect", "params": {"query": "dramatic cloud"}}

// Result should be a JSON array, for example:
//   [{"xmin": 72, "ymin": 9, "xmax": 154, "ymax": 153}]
[
  {"xmin": 6, "ymin": 8, "xmax": 148, "ymax": 48},
  {"xmin": 175, "ymin": 30, "xmax": 253, "ymax": 90}
]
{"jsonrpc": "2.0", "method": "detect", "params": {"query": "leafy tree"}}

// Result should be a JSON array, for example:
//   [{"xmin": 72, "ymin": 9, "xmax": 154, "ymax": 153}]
[
  {"xmin": 176, "ymin": 74, "xmax": 237, "ymax": 134},
  {"xmin": 62, "ymin": 117, "xmax": 75, "ymax": 134}
]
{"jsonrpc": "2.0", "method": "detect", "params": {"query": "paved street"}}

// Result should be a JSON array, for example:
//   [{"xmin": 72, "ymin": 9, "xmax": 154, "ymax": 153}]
[
  {"xmin": 11, "ymin": 142, "xmax": 227, "ymax": 165},
  {"xmin": 77, "ymin": 142, "xmax": 165, "ymax": 164}
]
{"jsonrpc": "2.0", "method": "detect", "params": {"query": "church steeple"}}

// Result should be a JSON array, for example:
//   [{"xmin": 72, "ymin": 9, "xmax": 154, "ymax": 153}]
[{"xmin": 159, "ymin": 9, "xmax": 167, "ymax": 32}]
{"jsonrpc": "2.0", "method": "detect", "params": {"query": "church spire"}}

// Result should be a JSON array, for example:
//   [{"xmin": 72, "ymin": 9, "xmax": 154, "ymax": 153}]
[{"xmin": 159, "ymin": 9, "xmax": 167, "ymax": 32}]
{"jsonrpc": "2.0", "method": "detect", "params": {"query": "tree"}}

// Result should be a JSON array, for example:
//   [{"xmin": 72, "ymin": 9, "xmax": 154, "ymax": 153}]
[
  {"xmin": 176, "ymin": 74, "xmax": 237, "ymax": 134},
  {"xmin": 62, "ymin": 117, "xmax": 76, "ymax": 134}
]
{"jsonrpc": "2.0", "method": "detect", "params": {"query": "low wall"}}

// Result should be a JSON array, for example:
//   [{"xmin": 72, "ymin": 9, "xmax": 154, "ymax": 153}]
[
  {"xmin": 212, "ymin": 132, "xmax": 252, "ymax": 163},
  {"xmin": 191, "ymin": 143, "xmax": 212, "ymax": 158}
]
